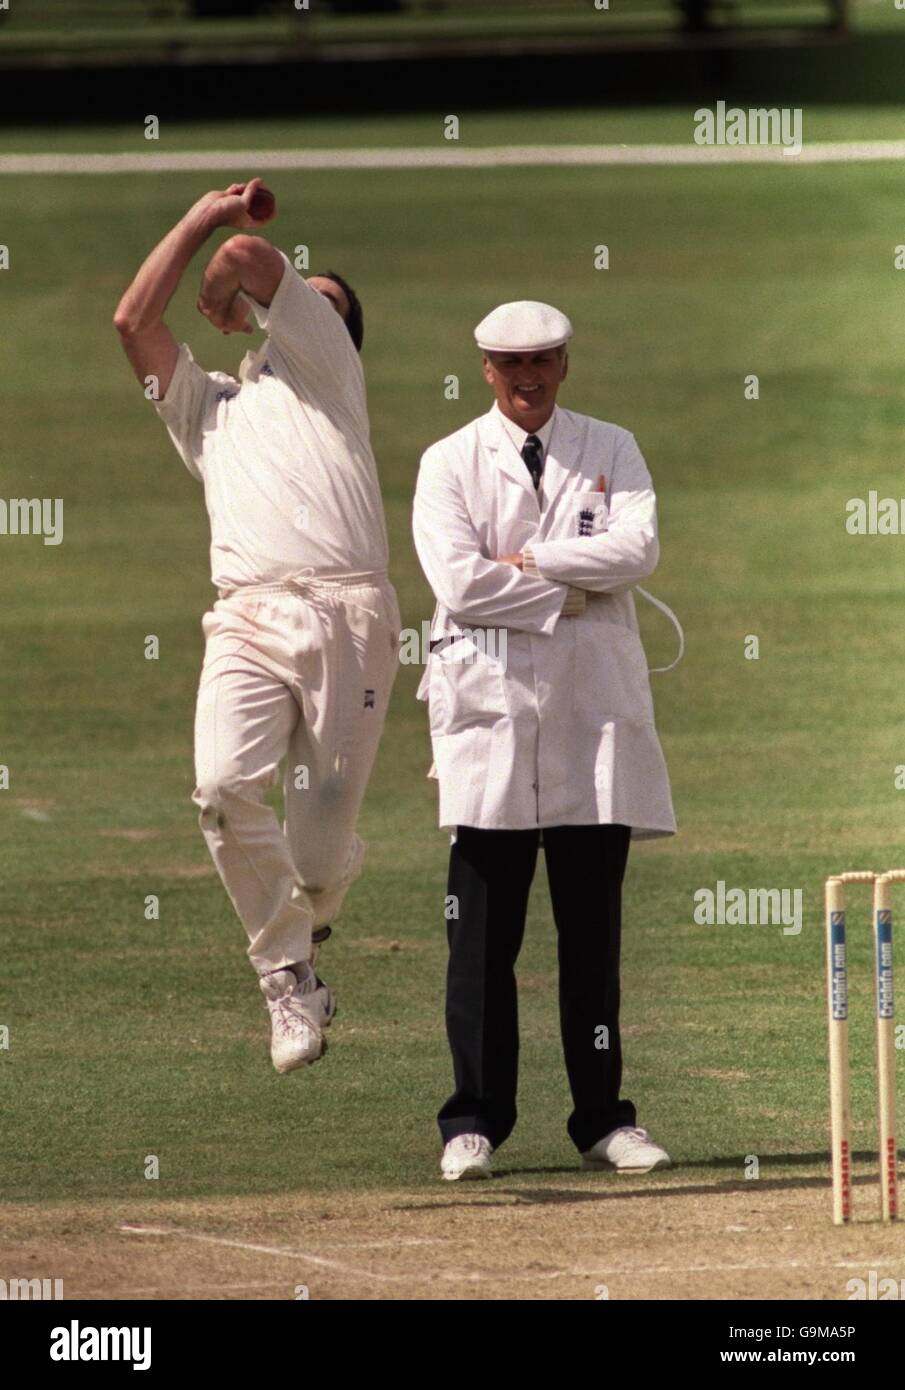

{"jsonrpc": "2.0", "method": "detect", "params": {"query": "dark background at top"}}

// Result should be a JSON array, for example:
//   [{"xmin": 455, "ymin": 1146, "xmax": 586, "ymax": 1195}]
[{"xmin": 2, "ymin": 1, "xmax": 903, "ymax": 123}]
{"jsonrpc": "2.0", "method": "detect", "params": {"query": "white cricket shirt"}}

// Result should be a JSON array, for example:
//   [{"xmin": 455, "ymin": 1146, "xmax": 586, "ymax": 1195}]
[{"xmin": 153, "ymin": 250, "xmax": 389, "ymax": 589}]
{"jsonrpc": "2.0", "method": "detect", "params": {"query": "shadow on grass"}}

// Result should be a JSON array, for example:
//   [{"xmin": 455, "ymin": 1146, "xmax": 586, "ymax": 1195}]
[
  {"xmin": 683, "ymin": 1151, "xmax": 894, "ymax": 1170},
  {"xmin": 494, "ymin": 1148, "xmax": 895, "ymax": 1177},
  {"xmin": 395, "ymin": 1149, "xmax": 897, "ymax": 1208},
  {"xmin": 397, "ymin": 1178, "xmax": 821, "ymax": 1209}
]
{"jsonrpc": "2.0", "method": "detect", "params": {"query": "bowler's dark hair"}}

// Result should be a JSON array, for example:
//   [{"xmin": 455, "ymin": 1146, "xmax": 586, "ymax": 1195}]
[{"xmin": 315, "ymin": 269, "xmax": 363, "ymax": 352}]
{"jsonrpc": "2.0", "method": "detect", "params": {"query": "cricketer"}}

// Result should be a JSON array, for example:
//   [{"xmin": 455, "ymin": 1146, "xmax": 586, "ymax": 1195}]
[{"xmin": 114, "ymin": 178, "xmax": 400, "ymax": 1074}]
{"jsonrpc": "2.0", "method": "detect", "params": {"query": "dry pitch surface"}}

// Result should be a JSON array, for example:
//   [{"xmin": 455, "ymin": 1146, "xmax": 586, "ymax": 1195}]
[{"xmin": 5, "ymin": 1167, "xmax": 904, "ymax": 1301}]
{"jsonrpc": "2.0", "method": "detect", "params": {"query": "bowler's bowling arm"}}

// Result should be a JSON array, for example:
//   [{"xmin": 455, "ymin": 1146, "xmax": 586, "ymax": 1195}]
[
  {"xmin": 113, "ymin": 188, "xmax": 273, "ymax": 396},
  {"xmin": 113, "ymin": 200, "xmax": 223, "ymax": 395},
  {"xmin": 197, "ymin": 235, "xmax": 284, "ymax": 333}
]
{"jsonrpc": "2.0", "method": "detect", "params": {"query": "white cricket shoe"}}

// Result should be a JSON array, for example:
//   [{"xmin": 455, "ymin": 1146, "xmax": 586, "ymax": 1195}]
[
  {"xmin": 260, "ymin": 964, "xmax": 336, "ymax": 1074},
  {"xmin": 440, "ymin": 1134, "xmax": 493, "ymax": 1182},
  {"xmin": 582, "ymin": 1126, "xmax": 671, "ymax": 1173}
]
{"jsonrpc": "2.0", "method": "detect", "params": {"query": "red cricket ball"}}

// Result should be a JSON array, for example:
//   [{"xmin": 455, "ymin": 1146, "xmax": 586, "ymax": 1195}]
[{"xmin": 249, "ymin": 187, "xmax": 276, "ymax": 221}]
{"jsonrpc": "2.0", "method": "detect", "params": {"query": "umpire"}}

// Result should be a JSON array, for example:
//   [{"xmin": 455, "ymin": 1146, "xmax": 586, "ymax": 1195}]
[{"xmin": 412, "ymin": 300, "xmax": 676, "ymax": 1181}]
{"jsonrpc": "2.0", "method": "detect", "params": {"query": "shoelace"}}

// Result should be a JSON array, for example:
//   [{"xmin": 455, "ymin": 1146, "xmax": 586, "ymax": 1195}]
[
  {"xmin": 270, "ymin": 986, "xmax": 319, "ymax": 1038},
  {"xmin": 272, "ymin": 999, "xmax": 311, "ymax": 1039}
]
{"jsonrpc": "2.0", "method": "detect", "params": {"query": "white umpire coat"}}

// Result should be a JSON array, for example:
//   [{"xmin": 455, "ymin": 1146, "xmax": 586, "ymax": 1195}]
[{"xmin": 412, "ymin": 403, "xmax": 676, "ymax": 837}]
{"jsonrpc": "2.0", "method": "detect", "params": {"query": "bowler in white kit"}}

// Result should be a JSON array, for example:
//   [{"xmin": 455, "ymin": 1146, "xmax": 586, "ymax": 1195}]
[{"xmin": 114, "ymin": 179, "xmax": 400, "ymax": 1073}]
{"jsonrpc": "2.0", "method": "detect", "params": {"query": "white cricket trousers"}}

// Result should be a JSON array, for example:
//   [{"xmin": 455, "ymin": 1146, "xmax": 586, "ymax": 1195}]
[{"xmin": 193, "ymin": 574, "xmax": 400, "ymax": 975}]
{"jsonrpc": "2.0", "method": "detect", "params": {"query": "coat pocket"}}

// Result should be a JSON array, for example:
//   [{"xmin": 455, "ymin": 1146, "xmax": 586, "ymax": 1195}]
[
  {"xmin": 429, "ymin": 634, "xmax": 509, "ymax": 737},
  {"xmin": 574, "ymin": 621, "xmax": 654, "ymax": 726},
  {"xmin": 572, "ymin": 494, "xmax": 608, "ymax": 538}
]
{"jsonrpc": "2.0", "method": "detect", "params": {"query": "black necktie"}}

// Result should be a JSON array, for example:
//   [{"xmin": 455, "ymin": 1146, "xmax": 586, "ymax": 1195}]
[{"xmin": 521, "ymin": 434, "xmax": 543, "ymax": 490}]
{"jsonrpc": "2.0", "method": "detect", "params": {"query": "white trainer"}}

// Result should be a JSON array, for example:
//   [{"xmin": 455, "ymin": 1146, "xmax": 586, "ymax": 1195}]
[
  {"xmin": 260, "ymin": 964, "xmax": 336, "ymax": 1074},
  {"xmin": 440, "ymin": 1134, "xmax": 493, "ymax": 1182},
  {"xmin": 582, "ymin": 1126, "xmax": 671, "ymax": 1173}
]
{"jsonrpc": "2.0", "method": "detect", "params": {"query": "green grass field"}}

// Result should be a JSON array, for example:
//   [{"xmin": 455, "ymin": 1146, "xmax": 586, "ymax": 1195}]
[
  {"xmin": 1, "ymin": 109, "xmax": 904, "ymax": 1263},
  {"xmin": 4, "ymin": 104, "xmax": 905, "ymax": 154}
]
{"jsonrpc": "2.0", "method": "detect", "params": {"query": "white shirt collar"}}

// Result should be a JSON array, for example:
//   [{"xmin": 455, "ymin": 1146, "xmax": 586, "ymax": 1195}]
[{"xmin": 493, "ymin": 400, "xmax": 558, "ymax": 457}]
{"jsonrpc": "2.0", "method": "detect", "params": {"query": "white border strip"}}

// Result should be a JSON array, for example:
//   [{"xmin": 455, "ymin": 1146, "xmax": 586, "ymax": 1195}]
[{"xmin": 3, "ymin": 141, "xmax": 905, "ymax": 175}]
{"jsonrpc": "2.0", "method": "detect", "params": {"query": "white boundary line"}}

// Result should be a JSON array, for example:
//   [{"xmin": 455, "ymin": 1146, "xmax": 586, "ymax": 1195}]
[{"xmin": 3, "ymin": 141, "xmax": 905, "ymax": 175}]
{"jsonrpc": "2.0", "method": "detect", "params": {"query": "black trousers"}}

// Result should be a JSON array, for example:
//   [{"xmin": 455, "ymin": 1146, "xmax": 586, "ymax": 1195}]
[{"xmin": 438, "ymin": 824, "xmax": 636, "ymax": 1155}]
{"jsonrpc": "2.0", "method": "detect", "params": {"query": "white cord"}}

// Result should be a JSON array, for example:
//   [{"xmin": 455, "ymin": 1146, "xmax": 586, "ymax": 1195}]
[{"xmin": 636, "ymin": 586, "xmax": 685, "ymax": 674}]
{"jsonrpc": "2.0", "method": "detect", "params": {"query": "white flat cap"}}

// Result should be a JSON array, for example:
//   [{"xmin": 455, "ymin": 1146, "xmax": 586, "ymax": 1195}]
[{"xmin": 474, "ymin": 300, "xmax": 573, "ymax": 353}]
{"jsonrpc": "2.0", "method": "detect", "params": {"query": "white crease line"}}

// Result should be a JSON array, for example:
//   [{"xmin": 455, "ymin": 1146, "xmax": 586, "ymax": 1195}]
[
  {"xmin": 118, "ymin": 1225, "xmax": 601, "ymax": 1283},
  {"xmin": 120, "ymin": 1224, "xmax": 399, "ymax": 1278},
  {"xmin": 593, "ymin": 1254, "xmax": 905, "ymax": 1276},
  {"xmin": 2, "ymin": 141, "xmax": 905, "ymax": 175},
  {"xmin": 315, "ymin": 1237, "xmax": 447, "ymax": 1249},
  {"xmin": 127, "ymin": 1281, "xmax": 299, "ymax": 1294},
  {"xmin": 120, "ymin": 1226, "xmax": 905, "ymax": 1284}
]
